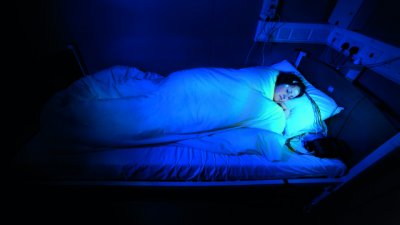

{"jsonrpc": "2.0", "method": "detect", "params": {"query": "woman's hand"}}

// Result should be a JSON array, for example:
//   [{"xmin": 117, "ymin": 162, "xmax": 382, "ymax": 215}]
[{"xmin": 279, "ymin": 102, "xmax": 290, "ymax": 118}]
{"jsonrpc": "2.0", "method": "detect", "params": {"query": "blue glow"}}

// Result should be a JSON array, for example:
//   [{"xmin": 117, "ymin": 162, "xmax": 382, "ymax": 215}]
[{"xmin": 40, "ymin": 66, "xmax": 286, "ymax": 148}]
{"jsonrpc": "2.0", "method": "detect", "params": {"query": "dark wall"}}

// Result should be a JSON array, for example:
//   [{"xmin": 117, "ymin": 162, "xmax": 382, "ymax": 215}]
[
  {"xmin": 351, "ymin": 0, "xmax": 400, "ymax": 47},
  {"xmin": 14, "ymin": 0, "xmax": 342, "ymax": 75},
  {"xmin": 16, "ymin": 0, "xmax": 264, "ymax": 75},
  {"xmin": 14, "ymin": 0, "xmax": 399, "ymax": 75},
  {"xmin": 278, "ymin": 0, "xmax": 337, "ymax": 23}
]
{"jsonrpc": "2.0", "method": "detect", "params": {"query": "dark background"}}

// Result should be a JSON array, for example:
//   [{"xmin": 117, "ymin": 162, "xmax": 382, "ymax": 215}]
[{"xmin": 10, "ymin": 1, "xmax": 400, "ymax": 224}]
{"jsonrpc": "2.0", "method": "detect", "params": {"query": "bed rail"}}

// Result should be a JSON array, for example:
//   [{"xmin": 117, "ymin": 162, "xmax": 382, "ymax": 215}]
[{"xmin": 307, "ymin": 132, "xmax": 400, "ymax": 209}]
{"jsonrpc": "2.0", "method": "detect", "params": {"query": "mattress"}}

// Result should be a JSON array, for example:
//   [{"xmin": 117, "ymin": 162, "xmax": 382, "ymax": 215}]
[{"xmin": 15, "ymin": 133, "xmax": 347, "ymax": 182}]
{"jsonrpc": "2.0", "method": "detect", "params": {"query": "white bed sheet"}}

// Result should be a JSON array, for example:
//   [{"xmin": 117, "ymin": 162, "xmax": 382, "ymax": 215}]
[{"xmin": 15, "ymin": 134, "xmax": 347, "ymax": 181}]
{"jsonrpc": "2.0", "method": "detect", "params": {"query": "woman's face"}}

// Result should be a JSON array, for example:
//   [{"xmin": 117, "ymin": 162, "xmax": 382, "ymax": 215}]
[{"xmin": 274, "ymin": 84, "xmax": 300, "ymax": 103}]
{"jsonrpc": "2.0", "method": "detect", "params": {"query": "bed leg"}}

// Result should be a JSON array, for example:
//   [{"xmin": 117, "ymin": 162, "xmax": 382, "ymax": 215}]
[{"xmin": 303, "ymin": 185, "xmax": 336, "ymax": 213}]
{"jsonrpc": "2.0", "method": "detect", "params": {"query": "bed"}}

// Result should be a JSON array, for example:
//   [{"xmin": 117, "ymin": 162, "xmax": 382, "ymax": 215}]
[{"xmin": 14, "ymin": 55, "xmax": 399, "ymax": 209}]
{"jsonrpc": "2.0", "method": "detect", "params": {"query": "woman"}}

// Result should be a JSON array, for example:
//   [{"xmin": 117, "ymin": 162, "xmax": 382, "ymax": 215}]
[
  {"xmin": 40, "ymin": 66, "xmax": 306, "ymax": 150},
  {"xmin": 273, "ymin": 72, "xmax": 306, "ymax": 117}
]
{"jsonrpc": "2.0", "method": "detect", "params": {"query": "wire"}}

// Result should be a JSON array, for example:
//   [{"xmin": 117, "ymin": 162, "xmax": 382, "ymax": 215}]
[
  {"xmin": 305, "ymin": 92, "xmax": 328, "ymax": 136},
  {"xmin": 259, "ymin": 14, "xmax": 284, "ymax": 66},
  {"xmin": 285, "ymin": 91, "xmax": 328, "ymax": 155},
  {"xmin": 285, "ymin": 133, "xmax": 314, "ymax": 156},
  {"xmin": 244, "ymin": 14, "xmax": 279, "ymax": 66},
  {"xmin": 244, "ymin": 40, "xmax": 257, "ymax": 66},
  {"xmin": 261, "ymin": 41, "xmax": 266, "ymax": 65}
]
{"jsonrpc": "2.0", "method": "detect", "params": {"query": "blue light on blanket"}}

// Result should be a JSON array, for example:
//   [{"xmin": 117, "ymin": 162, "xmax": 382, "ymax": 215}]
[{"xmin": 41, "ymin": 65, "xmax": 286, "ymax": 149}]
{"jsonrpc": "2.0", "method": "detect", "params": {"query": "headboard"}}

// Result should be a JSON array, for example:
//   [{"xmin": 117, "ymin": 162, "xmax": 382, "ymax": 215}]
[{"xmin": 297, "ymin": 57, "xmax": 398, "ymax": 167}]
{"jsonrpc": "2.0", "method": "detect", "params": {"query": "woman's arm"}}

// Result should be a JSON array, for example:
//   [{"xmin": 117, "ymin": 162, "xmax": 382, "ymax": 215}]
[{"xmin": 278, "ymin": 102, "xmax": 290, "ymax": 118}]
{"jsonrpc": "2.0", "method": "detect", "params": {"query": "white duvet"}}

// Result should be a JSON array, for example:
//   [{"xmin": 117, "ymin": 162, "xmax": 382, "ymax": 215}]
[{"xmin": 40, "ymin": 65, "xmax": 286, "ymax": 157}]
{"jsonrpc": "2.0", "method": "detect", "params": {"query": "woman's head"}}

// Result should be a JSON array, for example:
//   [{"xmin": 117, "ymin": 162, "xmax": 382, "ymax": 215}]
[{"xmin": 274, "ymin": 72, "xmax": 306, "ymax": 103}]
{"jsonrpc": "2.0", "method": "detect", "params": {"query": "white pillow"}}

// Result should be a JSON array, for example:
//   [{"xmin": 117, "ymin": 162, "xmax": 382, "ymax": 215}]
[{"xmin": 269, "ymin": 60, "xmax": 344, "ymax": 138}]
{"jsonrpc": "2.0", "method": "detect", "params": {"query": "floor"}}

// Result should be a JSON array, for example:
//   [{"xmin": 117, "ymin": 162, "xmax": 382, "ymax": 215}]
[
  {"xmin": 8, "ymin": 180, "xmax": 400, "ymax": 225},
  {"xmin": 8, "ymin": 183, "xmax": 337, "ymax": 225}
]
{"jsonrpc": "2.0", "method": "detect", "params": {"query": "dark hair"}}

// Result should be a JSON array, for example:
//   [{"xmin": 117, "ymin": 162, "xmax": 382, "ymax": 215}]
[{"xmin": 275, "ymin": 71, "xmax": 306, "ymax": 98}]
